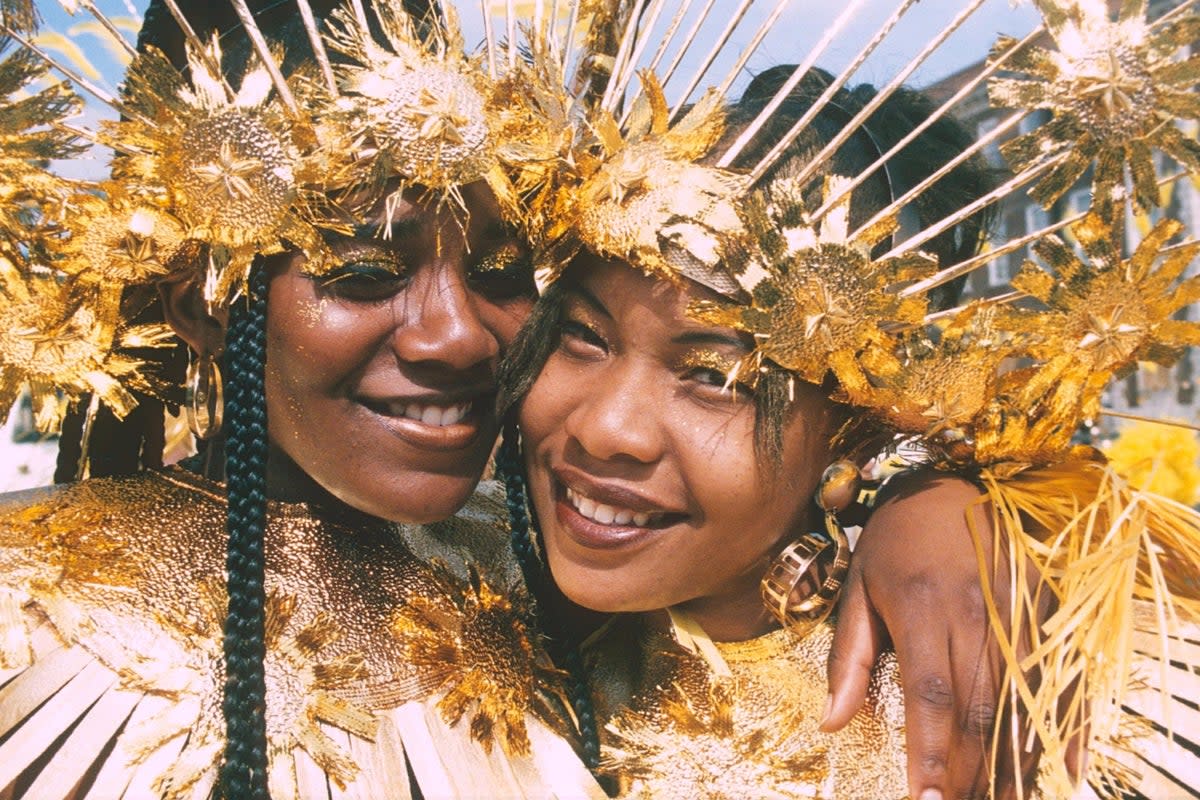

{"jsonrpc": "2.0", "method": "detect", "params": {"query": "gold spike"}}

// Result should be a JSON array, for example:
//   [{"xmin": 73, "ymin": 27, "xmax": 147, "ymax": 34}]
[
  {"xmin": 159, "ymin": 0, "xmax": 235, "ymax": 102},
  {"xmin": 714, "ymin": 0, "xmax": 869, "ymax": 167},
  {"xmin": 776, "ymin": 0, "xmax": 989, "ymax": 191},
  {"xmin": 1101, "ymin": 410, "xmax": 1200, "ymax": 433},
  {"xmin": 294, "ymin": 0, "xmax": 338, "ymax": 97},
  {"xmin": 229, "ymin": 0, "xmax": 299, "ymax": 115},
  {"xmin": 811, "ymin": 25, "xmax": 1045, "ymax": 223},
  {"xmin": 744, "ymin": 0, "xmax": 924, "ymax": 182},
  {"xmin": 666, "ymin": 0, "xmax": 755, "ymax": 121}
]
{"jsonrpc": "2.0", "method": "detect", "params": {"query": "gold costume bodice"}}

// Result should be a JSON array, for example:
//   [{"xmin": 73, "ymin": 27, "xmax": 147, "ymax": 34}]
[
  {"xmin": 0, "ymin": 468, "xmax": 602, "ymax": 799},
  {"xmin": 587, "ymin": 615, "xmax": 907, "ymax": 799}
]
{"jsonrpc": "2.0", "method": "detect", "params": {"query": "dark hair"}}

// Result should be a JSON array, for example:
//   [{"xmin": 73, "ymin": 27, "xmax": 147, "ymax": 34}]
[
  {"xmin": 500, "ymin": 66, "xmax": 995, "ymax": 463},
  {"xmin": 493, "ymin": 418, "xmax": 603, "ymax": 772},
  {"xmin": 64, "ymin": 3, "xmax": 442, "ymax": 796}
]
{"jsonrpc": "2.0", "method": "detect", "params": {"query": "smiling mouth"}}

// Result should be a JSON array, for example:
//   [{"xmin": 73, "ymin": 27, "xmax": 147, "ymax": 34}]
[
  {"xmin": 562, "ymin": 485, "xmax": 682, "ymax": 529},
  {"xmin": 360, "ymin": 398, "xmax": 474, "ymax": 427}
]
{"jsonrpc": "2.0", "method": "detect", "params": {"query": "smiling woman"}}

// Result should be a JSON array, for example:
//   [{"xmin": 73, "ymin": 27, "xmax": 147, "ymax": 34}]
[{"xmin": 0, "ymin": 1, "xmax": 600, "ymax": 798}]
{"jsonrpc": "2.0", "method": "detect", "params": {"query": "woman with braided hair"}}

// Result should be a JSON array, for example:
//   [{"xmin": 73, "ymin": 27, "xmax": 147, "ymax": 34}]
[{"xmin": 0, "ymin": 1, "xmax": 606, "ymax": 796}]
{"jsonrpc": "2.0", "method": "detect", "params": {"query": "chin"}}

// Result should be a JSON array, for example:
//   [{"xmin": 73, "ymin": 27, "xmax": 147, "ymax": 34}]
[{"xmin": 332, "ymin": 472, "xmax": 482, "ymax": 524}]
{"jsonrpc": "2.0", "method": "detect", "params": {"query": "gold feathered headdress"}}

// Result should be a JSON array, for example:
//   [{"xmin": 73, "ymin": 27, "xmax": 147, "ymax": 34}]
[{"xmin": 518, "ymin": 0, "xmax": 1200, "ymax": 795}]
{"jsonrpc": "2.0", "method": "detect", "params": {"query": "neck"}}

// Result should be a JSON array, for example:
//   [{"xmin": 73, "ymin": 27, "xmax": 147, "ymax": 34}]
[
  {"xmin": 647, "ymin": 580, "xmax": 779, "ymax": 643},
  {"xmin": 191, "ymin": 437, "xmax": 356, "ymax": 511}
]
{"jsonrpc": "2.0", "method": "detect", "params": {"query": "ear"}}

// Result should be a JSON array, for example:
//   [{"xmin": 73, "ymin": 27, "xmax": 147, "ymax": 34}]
[{"xmin": 159, "ymin": 276, "xmax": 227, "ymax": 357}]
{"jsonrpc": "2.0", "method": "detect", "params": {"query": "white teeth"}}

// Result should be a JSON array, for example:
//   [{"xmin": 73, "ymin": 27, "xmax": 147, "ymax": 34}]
[
  {"xmin": 565, "ymin": 487, "xmax": 662, "ymax": 528},
  {"xmin": 380, "ymin": 400, "xmax": 470, "ymax": 426}
]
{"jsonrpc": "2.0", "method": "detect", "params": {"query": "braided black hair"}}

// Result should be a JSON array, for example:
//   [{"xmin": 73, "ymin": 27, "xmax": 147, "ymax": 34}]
[
  {"xmin": 494, "ymin": 420, "xmax": 602, "ymax": 773},
  {"xmin": 219, "ymin": 262, "xmax": 270, "ymax": 799}
]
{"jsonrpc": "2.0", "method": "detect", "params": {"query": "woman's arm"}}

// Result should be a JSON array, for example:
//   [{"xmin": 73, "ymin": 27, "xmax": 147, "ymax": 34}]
[{"xmin": 820, "ymin": 471, "xmax": 1044, "ymax": 800}]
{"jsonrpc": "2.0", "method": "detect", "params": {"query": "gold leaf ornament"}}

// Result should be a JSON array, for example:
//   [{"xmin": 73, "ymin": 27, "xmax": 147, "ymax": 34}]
[{"xmin": 989, "ymin": 0, "xmax": 1200, "ymax": 214}]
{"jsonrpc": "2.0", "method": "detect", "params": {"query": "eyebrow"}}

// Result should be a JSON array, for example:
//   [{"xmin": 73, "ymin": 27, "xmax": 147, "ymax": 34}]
[
  {"xmin": 672, "ymin": 330, "xmax": 751, "ymax": 352},
  {"xmin": 565, "ymin": 284, "xmax": 613, "ymax": 319},
  {"xmin": 353, "ymin": 216, "xmax": 424, "ymax": 241}
]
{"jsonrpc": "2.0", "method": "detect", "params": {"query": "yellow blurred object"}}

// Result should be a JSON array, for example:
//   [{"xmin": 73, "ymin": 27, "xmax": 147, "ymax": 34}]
[{"xmin": 1106, "ymin": 420, "xmax": 1200, "ymax": 506}]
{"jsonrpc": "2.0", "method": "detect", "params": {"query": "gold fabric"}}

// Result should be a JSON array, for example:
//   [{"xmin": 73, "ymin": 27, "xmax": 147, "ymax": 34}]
[
  {"xmin": 587, "ymin": 616, "xmax": 906, "ymax": 799},
  {"xmin": 0, "ymin": 469, "xmax": 601, "ymax": 799}
]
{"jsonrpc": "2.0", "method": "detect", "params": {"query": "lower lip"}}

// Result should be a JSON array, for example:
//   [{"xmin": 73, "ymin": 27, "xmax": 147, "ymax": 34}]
[
  {"xmin": 553, "ymin": 486, "xmax": 662, "ymax": 551},
  {"xmin": 359, "ymin": 402, "xmax": 489, "ymax": 452}
]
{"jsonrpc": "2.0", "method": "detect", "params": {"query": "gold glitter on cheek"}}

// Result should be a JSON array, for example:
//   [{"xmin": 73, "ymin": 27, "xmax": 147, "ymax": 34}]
[{"xmin": 296, "ymin": 296, "xmax": 328, "ymax": 329}]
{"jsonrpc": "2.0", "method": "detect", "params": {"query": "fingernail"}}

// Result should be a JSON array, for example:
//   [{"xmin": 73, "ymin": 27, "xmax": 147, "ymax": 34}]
[
  {"xmin": 918, "ymin": 790, "xmax": 942, "ymax": 800},
  {"xmin": 819, "ymin": 693, "xmax": 833, "ymax": 726}
]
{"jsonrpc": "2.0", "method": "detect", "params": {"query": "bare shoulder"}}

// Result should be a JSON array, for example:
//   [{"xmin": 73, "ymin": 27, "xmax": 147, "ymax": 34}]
[{"xmin": 866, "ymin": 469, "xmax": 992, "ymax": 539}]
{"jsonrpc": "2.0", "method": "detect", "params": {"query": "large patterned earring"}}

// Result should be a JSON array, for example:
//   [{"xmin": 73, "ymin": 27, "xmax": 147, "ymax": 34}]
[
  {"xmin": 185, "ymin": 352, "xmax": 224, "ymax": 440},
  {"xmin": 761, "ymin": 461, "xmax": 858, "ymax": 638}
]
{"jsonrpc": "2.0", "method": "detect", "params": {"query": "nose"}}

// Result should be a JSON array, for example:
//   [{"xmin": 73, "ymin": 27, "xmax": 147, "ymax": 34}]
[
  {"xmin": 563, "ymin": 359, "xmax": 665, "ymax": 465},
  {"xmin": 389, "ymin": 263, "xmax": 499, "ymax": 370}
]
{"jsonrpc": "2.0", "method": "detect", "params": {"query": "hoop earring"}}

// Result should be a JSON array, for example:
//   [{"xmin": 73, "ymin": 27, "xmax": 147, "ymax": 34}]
[
  {"xmin": 761, "ymin": 461, "xmax": 858, "ymax": 638},
  {"xmin": 186, "ymin": 352, "xmax": 224, "ymax": 440}
]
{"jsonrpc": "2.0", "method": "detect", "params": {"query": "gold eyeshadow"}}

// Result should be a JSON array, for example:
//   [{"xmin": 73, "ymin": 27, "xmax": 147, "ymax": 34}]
[
  {"xmin": 472, "ymin": 242, "xmax": 527, "ymax": 274},
  {"xmin": 680, "ymin": 350, "xmax": 740, "ymax": 378}
]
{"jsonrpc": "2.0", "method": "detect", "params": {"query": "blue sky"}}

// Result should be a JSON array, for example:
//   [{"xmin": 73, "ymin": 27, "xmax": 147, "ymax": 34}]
[{"xmin": 31, "ymin": 0, "xmax": 1042, "ymax": 176}]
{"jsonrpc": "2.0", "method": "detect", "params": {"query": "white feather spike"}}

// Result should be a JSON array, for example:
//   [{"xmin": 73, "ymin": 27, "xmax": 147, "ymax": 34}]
[
  {"xmin": 772, "ymin": 0, "xmax": 989, "ymax": 191},
  {"xmin": 506, "ymin": 0, "xmax": 517, "ymax": 69},
  {"xmin": 1101, "ymin": 410, "xmax": 1200, "ymax": 432},
  {"xmin": 714, "ymin": 0, "xmax": 869, "ymax": 168},
  {"xmin": 481, "ymin": 0, "xmax": 497, "ymax": 79},
  {"xmin": 609, "ymin": 0, "xmax": 671, "ymax": 116},
  {"xmin": 533, "ymin": 0, "xmax": 545, "ymax": 40},
  {"xmin": 810, "ymin": 25, "xmax": 1045, "ymax": 224},
  {"xmin": 666, "ymin": 0, "xmax": 756, "ymax": 122},
  {"xmin": 349, "ymin": 0, "xmax": 371, "ymax": 31},
  {"xmin": 561, "ymin": 0, "xmax": 583, "ymax": 85},
  {"xmin": 617, "ymin": 0, "xmax": 697, "ymax": 126},
  {"xmin": 658, "ymin": 0, "xmax": 718, "ymax": 89},
  {"xmin": 712, "ymin": 0, "xmax": 790, "ymax": 101},
  {"xmin": 3, "ymin": 24, "xmax": 130, "ymax": 116},
  {"xmin": 643, "ymin": 0, "xmax": 694, "ymax": 76},
  {"xmin": 75, "ymin": 0, "xmax": 138, "ymax": 60},
  {"xmin": 159, "ymin": 0, "xmax": 235, "ymax": 102},
  {"xmin": 1155, "ymin": 0, "xmax": 1198, "ymax": 27},
  {"xmin": 876, "ymin": 152, "xmax": 1072, "ymax": 262},
  {"xmin": 229, "ymin": 0, "xmax": 299, "ymax": 114},
  {"xmin": 294, "ymin": 0, "xmax": 337, "ymax": 96},
  {"xmin": 599, "ymin": 0, "xmax": 649, "ymax": 113},
  {"xmin": 922, "ymin": 290, "xmax": 1021, "ymax": 325},
  {"xmin": 910, "ymin": 170, "xmax": 1192, "ymax": 304},
  {"xmin": 852, "ymin": 109, "xmax": 1028, "ymax": 245},
  {"xmin": 744, "ymin": 0, "xmax": 924, "ymax": 182},
  {"xmin": 907, "ymin": 213, "xmax": 1083, "ymax": 302}
]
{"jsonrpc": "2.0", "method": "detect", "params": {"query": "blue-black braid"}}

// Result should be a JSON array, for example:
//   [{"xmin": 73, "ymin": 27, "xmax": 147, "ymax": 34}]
[
  {"xmin": 495, "ymin": 421, "xmax": 602, "ymax": 773},
  {"xmin": 219, "ymin": 263, "xmax": 270, "ymax": 800}
]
